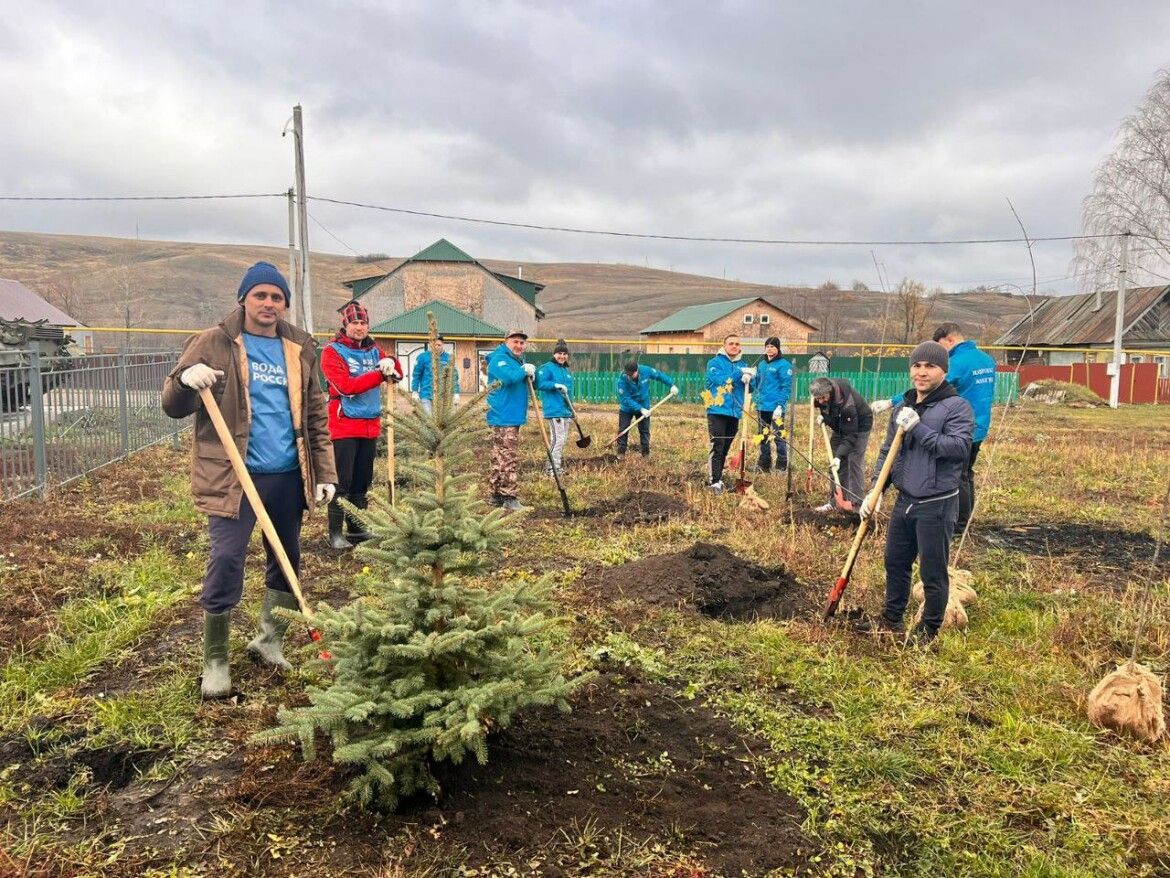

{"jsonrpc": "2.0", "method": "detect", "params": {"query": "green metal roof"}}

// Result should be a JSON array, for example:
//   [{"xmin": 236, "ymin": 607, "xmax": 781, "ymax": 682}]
[
  {"xmin": 408, "ymin": 238, "xmax": 475, "ymax": 263},
  {"xmin": 491, "ymin": 272, "xmax": 543, "ymax": 306},
  {"xmin": 641, "ymin": 297, "xmax": 761, "ymax": 334},
  {"xmin": 370, "ymin": 300, "xmax": 505, "ymax": 338},
  {"xmin": 342, "ymin": 274, "xmax": 389, "ymax": 297}
]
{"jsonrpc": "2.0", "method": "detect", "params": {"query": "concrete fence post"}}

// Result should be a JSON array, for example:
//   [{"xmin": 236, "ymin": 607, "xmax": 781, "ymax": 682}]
[
  {"xmin": 28, "ymin": 349, "xmax": 47, "ymax": 498},
  {"xmin": 118, "ymin": 350, "xmax": 130, "ymax": 458}
]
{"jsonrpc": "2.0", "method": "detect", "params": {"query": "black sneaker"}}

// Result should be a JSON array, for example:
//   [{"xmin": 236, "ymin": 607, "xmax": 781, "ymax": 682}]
[
  {"xmin": 488, "ymin": 494, "xmax": 505, "ymax": 507},
  {"xmin": 906, "ymin": 623, "xmax": 938, "ymax": 649},
  {"xmin": 855, "ymin": 614, "xmax": 903, "ymax": 635}
]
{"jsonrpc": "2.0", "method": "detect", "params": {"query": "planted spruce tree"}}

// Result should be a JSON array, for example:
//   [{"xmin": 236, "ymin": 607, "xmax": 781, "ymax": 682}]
[{"xmin": 254, "ymin": 317, "xmax": 586, "ymax": 810}]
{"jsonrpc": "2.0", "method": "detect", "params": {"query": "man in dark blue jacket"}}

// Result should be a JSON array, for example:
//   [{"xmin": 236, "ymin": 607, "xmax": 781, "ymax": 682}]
[
  {"xmin": 615, "ymin": 360, "xmax": 677, "ymax": 457},
  {"xmin": 860, "ymin": 341, "xmax": 974, "ymax": 646}
]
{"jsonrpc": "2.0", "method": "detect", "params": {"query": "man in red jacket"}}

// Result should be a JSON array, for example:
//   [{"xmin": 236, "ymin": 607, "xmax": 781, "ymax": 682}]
[{"xmin": 319, "ymin": 302, "xmax": 402, "ymax": 548}]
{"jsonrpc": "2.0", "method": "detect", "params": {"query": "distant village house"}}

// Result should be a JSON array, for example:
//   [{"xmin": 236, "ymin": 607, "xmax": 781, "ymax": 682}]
[{"xmin": 641, "ymin": 296, "xmax": 816, "ymax": 354}]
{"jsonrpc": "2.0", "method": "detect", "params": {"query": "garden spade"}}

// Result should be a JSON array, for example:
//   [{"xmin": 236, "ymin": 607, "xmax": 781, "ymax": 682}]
[
  {"xmin": 823, "ymin": 425, "xmax": 905, "ymax": 621},
  {"xmin": 733, "ymin": 383, "xmax": 754, "ymax": 494},
  {"xmin": 604, "ymin": 394, "xmax": 672, "ymax": 448},
  {"xmin": 820, "ymin": 422, "xmax": 850, "ymax": 510},
  {"xmin": 561, "ymin": 390, "xmax": 592, "ymax": 448},
  {"xmin": 528, "ymin": 377, "xmax": 572, "ymax": 516},
  {"xmin": 198, "ymin": 388, "xmax": 330, "ymax": 659}
]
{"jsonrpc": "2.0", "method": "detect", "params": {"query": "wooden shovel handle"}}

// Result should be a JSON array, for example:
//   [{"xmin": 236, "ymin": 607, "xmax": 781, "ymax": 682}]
[
  {"xmin": 197, "ymin": 387, "xmax": 314, "ymax": 623},
  {"xmin": 605, "ymin": 393, "xmax": 672, "ymax": 448}
]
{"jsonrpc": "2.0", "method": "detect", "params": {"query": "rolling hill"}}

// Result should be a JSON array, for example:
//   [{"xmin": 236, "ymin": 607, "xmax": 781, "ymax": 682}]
[{"xmin": 0, "ymin": 230, "xmax": 1038, "ymax": 345}]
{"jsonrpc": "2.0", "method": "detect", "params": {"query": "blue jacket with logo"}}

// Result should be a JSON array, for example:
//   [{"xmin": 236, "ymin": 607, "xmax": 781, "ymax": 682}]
[
  {"xmin": 705, "ymin": 353, "xmax": 748, "ymax": 418},
  {"xmin": 486, "ymin": 343, "xmax": 529, "ymax": 427},
  {"xmin": 535, "ymin": 360, "xmax": 574, "ymax": 419},
  {"xmin": 617, "ymin": 365, "xmax": 673, "ymax": 413},
  {"xmin": 412, "ymin": 350, "xmax": 460, "ymax": 401},
  {"xmin": 890, "ymin": 340, "xmax": 996, "ymax": 442},
  {"xmin": 752, "ymin": 355, "xmax": 793, "ymax": 413},
  {"xmin": 873, "ymin": 381, "xmax": 974, "ymax": 500},
  {"xmin": 326, "ymin": 340, "xmax": 382, "ymax": 419}
]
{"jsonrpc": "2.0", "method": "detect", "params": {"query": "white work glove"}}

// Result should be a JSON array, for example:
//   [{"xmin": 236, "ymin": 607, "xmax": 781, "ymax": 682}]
[
  {"xmin": 453, "ymin": 393, "xmax": 461, "ymax": 405},
  {"xmin": 830, "ymin": 457, "xmax": 841, "ymax": 474},
  {"xmin": 522, "ymin": 363, "xmax": 537, "ymax": 378},
  {"xmin": 871, "ymin": 399, "xmax": 892, "ymax": 415},
  {"xmin": 740, "ymin": 367, "xmax": 756, "ymax": 383},
  {"xmin": 859, "ymin": 491, "xmax": 882, "ymax": 521},
  {"xmin": 377, "ymin": 357, "xmax": 397, "ymax": 378},
  {"xmin": 816, "ymin": 413, "xmax": 825, "ymax": 426},
  {"xmin": 669, "ymin": 385, "xmax": 680, "ymax": 396},
  {"xmin": 895, "ymin": 407, "xmax": 921, "ymax": 433},
  {"xmin": 411, "ymin": 391, "xmax": 420, "ymax": 401},
  {"xmin": 315, "ymin": 483, "xmax": 336, "ymax": 505},
  {"xmin": 180, "ymin": 364, "xmax": 224, "ymax": 391},
  {"xmin": 775, "ymin": 404, "xmax": 784, "ymax": 418},
  {"xmin": 640, "ymin": 407, "xmax": 651, "ymax": 418},
  {"xmin": 554, "ymin": 383, "xmax": 568, "ymax": 393}
]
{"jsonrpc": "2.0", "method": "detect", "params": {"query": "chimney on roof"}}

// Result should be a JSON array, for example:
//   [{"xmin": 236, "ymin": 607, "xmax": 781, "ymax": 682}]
[
  {"xmin": 1094, "ymin": 289, "xmax": 1102, "ymax": 312},
  {"xmin": 518, "ymin": 266, "xmax": 523, "ymax": 279}
]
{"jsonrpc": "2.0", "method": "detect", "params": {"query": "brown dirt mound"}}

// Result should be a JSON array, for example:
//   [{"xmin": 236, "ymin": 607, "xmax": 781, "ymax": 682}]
[
  {"xmin": 603, "ymin": 490, "xmax": 689, "ymax": 525},
  {"xmin": 979, "ymin": 522, "xmax": 1170, "ymax": 579},
  {"xmin": 593, "ymin": 541, "xmax": 811, "ymax": 621},
  {"xmin": 228, "ymin": 670, "xmax": 814, "ymax": 876}
]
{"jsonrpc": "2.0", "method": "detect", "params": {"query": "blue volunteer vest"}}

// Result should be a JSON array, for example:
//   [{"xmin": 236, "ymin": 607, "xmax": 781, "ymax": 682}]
[{"xmin": 328, "ymin": 341, "xmax": 383, "ymax": 419}]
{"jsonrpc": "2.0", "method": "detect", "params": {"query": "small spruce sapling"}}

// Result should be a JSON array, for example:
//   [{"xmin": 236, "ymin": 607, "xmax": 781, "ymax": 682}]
[{"xmin": 253, "ymin": 314, "xmax": 588, "ymax": 810}]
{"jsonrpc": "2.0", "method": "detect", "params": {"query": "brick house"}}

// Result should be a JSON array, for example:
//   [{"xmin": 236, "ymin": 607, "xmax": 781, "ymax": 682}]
[
  {"xmin": 343, "ymin": 239, "xmax": 544, "ymax": 392},
  {"xmin": 641, "ymin": 296, "xmax": 816, "ymax": 354}
]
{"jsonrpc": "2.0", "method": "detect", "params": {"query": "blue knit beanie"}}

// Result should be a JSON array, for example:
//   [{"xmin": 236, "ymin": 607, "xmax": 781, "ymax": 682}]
[{"xmin": 237, "ymin": 262, "xmax": 292, "ymax": 304}]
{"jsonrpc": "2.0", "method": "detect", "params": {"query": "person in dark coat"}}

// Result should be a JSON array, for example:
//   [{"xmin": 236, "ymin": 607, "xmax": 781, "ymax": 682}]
[
  {"xmin": 859, "ymin": 341, "xmax": 974, "ymax": 646},
  {"xmin": 810, "ymin": 376, "xmax": 872, "ymax": 512}
]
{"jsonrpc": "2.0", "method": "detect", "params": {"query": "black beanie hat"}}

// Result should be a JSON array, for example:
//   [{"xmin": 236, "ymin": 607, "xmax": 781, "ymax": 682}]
[
  {"xmin": 554, "ymin": 338, "xmax": 569, "ymax": 354},
  {"xmin": 909, "ymin": 340, "xmax": 949, "ymax": 371},
  {"xmin": 765, "ymin": 336, "xmax": 782, "ymax": 353}
]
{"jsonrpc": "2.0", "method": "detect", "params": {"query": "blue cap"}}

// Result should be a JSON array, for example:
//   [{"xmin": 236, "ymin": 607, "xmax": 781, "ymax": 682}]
[{"xmin": 237, "ymin": 262, "xmax": 292, "ymax": 304}]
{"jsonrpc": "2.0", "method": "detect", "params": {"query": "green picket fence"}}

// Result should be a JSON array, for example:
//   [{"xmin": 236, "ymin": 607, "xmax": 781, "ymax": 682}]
[{"xmin": 565, "ymin": 370, "xmax": 1019, "ymax": 406}]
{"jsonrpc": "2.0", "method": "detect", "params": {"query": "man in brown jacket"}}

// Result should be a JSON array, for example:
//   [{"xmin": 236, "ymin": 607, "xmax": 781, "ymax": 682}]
[{"xmin": 162, "ymin": 262, "xmax": 337, "ymax": 699}]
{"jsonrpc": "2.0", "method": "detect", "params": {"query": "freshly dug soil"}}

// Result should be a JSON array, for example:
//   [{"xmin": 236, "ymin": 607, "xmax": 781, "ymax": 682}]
[
  {"xmin": 593, "ymin": 541, "xmax": 811, "ymax": 621},
  {"xmin": 603, "ymin": 490, "xmax": 689, "ymax": 526},
  {"xmin": 230, "ymin": 670, "xmax": 814, "ymax": 876},
  {"xmin": 978, "ymin": 522, "xmax": 1170, "ymax": 578}
]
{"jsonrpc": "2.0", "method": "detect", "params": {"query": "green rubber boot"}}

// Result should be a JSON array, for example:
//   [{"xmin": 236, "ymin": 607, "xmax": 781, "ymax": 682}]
[
  {"xmin": 246, "ymin": 588, "xmax": 298, "ymax": 670},
  {"xmin": 201, "ymin": 611, "xmax": 231, "ymax": 700}
]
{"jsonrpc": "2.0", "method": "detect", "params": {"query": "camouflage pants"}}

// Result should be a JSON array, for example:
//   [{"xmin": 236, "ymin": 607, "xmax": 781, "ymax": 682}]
[{"xmin": 490, "ymin": 426, "xmax": 521, "ymax": 498}]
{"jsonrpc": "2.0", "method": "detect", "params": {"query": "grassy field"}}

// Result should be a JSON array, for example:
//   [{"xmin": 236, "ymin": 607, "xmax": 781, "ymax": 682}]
[{"xmin": 0, "ymin": 401, "xmax": 1168, "ymax": 877}]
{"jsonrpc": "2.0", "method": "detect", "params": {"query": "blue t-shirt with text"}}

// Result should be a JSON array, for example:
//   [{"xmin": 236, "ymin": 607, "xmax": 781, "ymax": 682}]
[{"xmin": 242, "ymin": 333, "xmax": 298, "ymax": 474}]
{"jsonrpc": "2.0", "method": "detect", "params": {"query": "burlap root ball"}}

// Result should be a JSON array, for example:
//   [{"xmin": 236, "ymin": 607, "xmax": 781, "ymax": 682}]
[
  {"xmin": 1086, "ymin": 662, "xmax": 1166, "ymax": 743},
  {"xmin": 912, "ymin": 567, "xmax": 977, "ymax": 606},
  {"xmin": 912, "ymin": 595, "xmax": 968, "ymax": 631},
  {"xmin": 737, "ymin": 485, "xmax": 770, "ymax": 512}
]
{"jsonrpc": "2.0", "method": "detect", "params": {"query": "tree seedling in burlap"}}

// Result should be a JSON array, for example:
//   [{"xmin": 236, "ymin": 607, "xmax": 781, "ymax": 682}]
[{"xmin": 253, "ymin": 315, "xmax": 589, "ymax": 810}]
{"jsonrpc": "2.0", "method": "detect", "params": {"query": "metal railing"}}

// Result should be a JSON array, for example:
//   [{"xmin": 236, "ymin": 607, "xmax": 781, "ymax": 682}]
[{"xmin": 0, "ymin": 349, "xmax": 186, "ymax": 501}]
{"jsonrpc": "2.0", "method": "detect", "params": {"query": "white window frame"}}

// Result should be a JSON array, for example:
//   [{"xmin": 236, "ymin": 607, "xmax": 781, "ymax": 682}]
[
  {"xmin": 759, "ymin": 314, "xmax": 771, "ymax": 325},
  {"xmin": 743, "ymin": 313, "xmax": 754, "ymax": 324}
]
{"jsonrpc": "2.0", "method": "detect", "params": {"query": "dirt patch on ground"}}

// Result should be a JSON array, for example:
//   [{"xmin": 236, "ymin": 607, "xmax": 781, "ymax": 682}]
[
  {"xmin": 528, "ymin": 490, "xmax": 690, "ymax": 526},
  {"xmin": 592, "ymin": 542, "xmax": 812, "ymax": 622},
  {"xmin": 978, "ymin": 522, "xmax": 1170, "ymax": 579}
]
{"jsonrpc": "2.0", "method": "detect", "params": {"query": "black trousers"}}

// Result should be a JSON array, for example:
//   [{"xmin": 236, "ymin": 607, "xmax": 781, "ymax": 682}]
[
  {"xmin": 202, "ymin": 469, "xmax": 305, "ymax": 614},
  {"xmin": 757, "ymin": 409, "xmax": 788, "ymax": 472},
  {"xmin": 333, "ymin": 437, "xmax": 378, "ymax": 505},
  {"xmin": 883, "ymin": 491, "xmax": 959, "ymax": 632},
  {"xmin": 617, "ymin": 409, "xmax": 650, "ymax": 455},
  {"xmin": 957, "ymin": 440, "xmax": 982, "ymax": 531},
  {"xmin": 707, "ymin": 413, "xmax": 740, "ymax": 484}
]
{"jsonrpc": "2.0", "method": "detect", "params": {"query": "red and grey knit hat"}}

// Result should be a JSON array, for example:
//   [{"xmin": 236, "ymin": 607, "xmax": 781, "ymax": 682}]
[{"xmin": 340, "ymin": 301, "xmax": 369, "ymax": 327}]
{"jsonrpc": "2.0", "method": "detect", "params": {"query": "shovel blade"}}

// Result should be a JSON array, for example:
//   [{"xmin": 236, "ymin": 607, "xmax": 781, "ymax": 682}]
[
  {"xmin": 733, "ymin": 478, "xmax": 752, "ymax": 495},
  {"xmin": 823, "ymin": 576, "xmax": 849, "ymax": 621},
  {"xmin": 576, "ymin": 436, "xmax": 592, "ymax": 448}
]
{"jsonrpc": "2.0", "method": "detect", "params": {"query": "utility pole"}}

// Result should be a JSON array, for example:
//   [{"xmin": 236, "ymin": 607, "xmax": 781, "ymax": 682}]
[
  {"xmin": 286, "ymin": 188, "xmax": 299, "ymax": 326},
  {"xmin": 1108, "ymin": 231, "xmax": 1130, "ymax": 409},
  {"xmin": 291, "ymin": 105, "xmax": 315, "ymax": 333}
]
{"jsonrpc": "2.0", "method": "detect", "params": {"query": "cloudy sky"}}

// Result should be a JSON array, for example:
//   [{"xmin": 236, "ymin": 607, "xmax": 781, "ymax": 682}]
[{"xmin": 2, "ymin": 1, "xmax": 1169, "ymax": 294}]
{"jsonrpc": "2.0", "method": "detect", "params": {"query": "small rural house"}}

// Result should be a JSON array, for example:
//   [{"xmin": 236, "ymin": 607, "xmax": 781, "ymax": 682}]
[
  {"xmin": 641, "ymin": 296, "xmax": 816, "ymax": 354},
  {"xmin": 342, "ymin": 239, "xmax": 544, "ymax": 392},
  {"xmin": 996, "ymin": 285, "xmax": 1170, "ymax": 369},
  {"xmin": 0, "ymin": 278, "xmax": 89, "ymax": 352}
]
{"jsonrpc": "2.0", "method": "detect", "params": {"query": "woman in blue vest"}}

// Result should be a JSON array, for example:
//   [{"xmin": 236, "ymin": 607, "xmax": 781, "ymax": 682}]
[
  {"xmin": 616, "ymin": 360, "xmax": 678, "ymax": 456},
  {"xmin": 320, "ymin": 302, "xmax": 401, "ymax": 548},
  {"xmin": 535, "ymin": 338, "xmax": 574, "ymax": 475}
]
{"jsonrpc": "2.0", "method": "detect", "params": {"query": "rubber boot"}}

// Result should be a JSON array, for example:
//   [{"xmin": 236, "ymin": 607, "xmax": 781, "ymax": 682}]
[
  {"xmin": 246, "ymin": 588, "xmax": 298, "ymax": 670},
  {"xmin": 201, "ymin": 611, "xmax": 231, "ymax": 700},
  {"xmin": 346, "ymin": 496, "xmax": 373, "ymax": 544},
  {"xmin": 327, "ymin": 502, "xmax": 352, "ymax": 550}
]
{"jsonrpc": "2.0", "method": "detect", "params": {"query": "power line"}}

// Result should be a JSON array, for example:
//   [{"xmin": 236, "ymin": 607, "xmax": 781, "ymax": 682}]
[
  {"xmin": 307, "ymin": 194, "xmax": 1121, "ymax": 246},
  {"xmin": 0, "ymin": 193, "xmax": 284, "ymax": 201}
]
